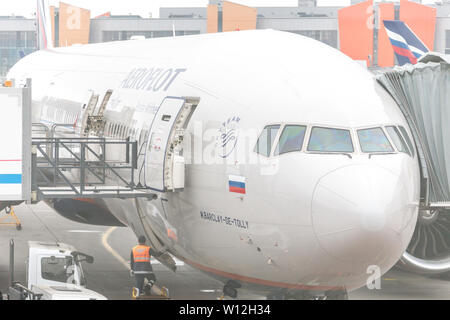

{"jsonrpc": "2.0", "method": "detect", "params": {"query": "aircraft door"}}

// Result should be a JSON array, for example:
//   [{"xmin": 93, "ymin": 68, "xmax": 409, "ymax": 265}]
[
  {"xmin": 79, "ymin": 91, "xmax": 99, "ymax": 136},
  {"xmin": 145, "ymin": 97, "xmax": 199, "ymax": 192}
]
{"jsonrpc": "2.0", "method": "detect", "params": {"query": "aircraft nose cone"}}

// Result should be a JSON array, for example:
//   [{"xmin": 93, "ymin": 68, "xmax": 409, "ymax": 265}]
[{"xmin": 311, "ymin": 164, "xmax": 417, "ymax": 264}]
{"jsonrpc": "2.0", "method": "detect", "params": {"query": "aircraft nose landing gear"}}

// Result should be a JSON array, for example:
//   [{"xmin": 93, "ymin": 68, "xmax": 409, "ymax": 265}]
[
  {"xmin": 325, "ymin": 288, "xmax": 348, "ymax": 300},
  {"xmin": 266, "ymin": 287, "xmax": 348, "ymax": 300},
  {"xmin": 222, "ymin": 280, "xmax": 242, "ymax": 299}
]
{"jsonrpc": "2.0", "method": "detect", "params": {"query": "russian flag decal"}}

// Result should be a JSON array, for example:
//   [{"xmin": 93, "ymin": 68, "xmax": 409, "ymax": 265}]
[{"xmin": 229, "ymin": 175, "xmax": 246, "ymax": 194}]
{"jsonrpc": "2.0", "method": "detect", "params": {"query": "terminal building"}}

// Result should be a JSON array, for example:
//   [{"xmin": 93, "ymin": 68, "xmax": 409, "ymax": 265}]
[{"xmin": 0, "ymin": 0, "xmax": 448, "ymax": 75}]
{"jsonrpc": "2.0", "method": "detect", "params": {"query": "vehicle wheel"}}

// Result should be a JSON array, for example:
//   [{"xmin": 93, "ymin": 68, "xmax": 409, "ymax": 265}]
[
  {"xmin": 16, "ymin": 224, "xmax": 22, "ymax": 231},
  {"xmin": 267, "ymin": 289, "xmax": 288, "ymax": 300},
  {"xmin": 326, "ymin": 290, "xmax": 348, "ymax": 300},
  {"xmin": 223, "ymin": 285, "xmax": 237, "ymax": 299},
  {"xmin": 143, "ymin": 284, "xmax": 152, "ymax": 296}
]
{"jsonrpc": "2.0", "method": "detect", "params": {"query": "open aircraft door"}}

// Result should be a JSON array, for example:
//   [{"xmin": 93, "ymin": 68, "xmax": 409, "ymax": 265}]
[{"xmin": 145, "ymin": 97, "xmax": 199, "ymax": 192}]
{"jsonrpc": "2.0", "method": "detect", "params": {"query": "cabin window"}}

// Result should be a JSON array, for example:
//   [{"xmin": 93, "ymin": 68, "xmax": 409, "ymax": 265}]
[
  {"xmin": 274, "ymin": 125, "xmax": 307, "ymax": 156},
  {"xmin": 357, "ymin": 127, "xmax": 394, "ymax": 153},
  {"xmin": 398, "ymin": 126, "xmax": 415, "ymax": 157},
  {"xmin": 41, "ymin": 256, "xmax": 74, "ymax": 283},
  {"xmin": 386, "ymin": 126, "xmax": 411, "ymax": 156},
  {"xmin": 308, "ymin": 127, "xmax": 354, "ymax": 153},
  {"xmin": 255, "ymin": 125, "xmax": 280, "ymax": 157}
]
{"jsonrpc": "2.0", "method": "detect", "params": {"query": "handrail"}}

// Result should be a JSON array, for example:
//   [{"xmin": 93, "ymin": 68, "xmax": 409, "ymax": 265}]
[
  {"xmin": 31, "ymin": 137, "xmax": 143, "ymax": 201},
  {"xmin": 11, "ymin": 282, "xmax": 43, "ymax": 300}
]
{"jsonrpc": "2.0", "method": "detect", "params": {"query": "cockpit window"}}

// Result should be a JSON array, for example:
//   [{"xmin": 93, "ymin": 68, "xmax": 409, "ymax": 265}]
[
  {"xmin": 358, "ymin": 128, "xmax": 394, "ymax": 153},
  {"xmin": 398, "ymin": 126, "xmax": 415, "ymax": 157},
  {"xmin": 255, "ymin": 125, "xmax": 280, "ymax": 157},
  {"xmin": 307, "ymin": 127, "xmax": 354, "ymax": 153},
  {"xmin": 386, "ymin": 126, "xmax": 411, "ymax": 156},
  {"xmin": 274, "ymin": 125, "xmax": 307, "ymax": 156}
]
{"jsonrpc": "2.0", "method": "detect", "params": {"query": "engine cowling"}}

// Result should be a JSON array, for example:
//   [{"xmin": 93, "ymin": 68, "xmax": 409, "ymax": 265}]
[
  {"xmin": 400, "ymin": 209, "xmax": 450, "ymax": 275},
  {"xmin": 47, "ymin": 198, "xmax": 125, "ymax": 227}
]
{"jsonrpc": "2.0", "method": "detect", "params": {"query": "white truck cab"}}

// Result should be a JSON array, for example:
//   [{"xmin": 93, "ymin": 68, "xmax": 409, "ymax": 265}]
[
  {"xmin": 7, "ymin": 241, "xmax": 107, "ymax": 300},
  {"xmin": 27, "ymin": 242, "xmax": 87, "ymax": 289}
]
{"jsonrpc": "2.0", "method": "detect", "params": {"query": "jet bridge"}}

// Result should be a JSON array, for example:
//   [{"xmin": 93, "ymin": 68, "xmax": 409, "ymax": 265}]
[{"xmin": 376, "ymin": 53, "xmax": 450, "ymax": 275}]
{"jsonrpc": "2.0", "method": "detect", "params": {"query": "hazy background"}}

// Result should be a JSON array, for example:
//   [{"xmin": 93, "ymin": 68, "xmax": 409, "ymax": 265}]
[{"xmin": 1, "ymin": 0, "xmax": 438, "ymax": 18}]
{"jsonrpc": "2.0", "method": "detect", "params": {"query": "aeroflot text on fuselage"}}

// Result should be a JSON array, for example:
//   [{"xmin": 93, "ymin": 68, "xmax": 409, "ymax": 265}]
[{"xmin": 120, "ymin": 67, "xmax": 187, "ymax": 92}]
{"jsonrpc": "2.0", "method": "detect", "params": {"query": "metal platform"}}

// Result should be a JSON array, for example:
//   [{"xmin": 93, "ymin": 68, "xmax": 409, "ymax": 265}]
[
  {"xmin": 31, "ymin": 137, "xmax": 155, "ymax": 202},
  {"xmin": 0, "ymin": 81, "xmax": 197, "ymax": 206}
]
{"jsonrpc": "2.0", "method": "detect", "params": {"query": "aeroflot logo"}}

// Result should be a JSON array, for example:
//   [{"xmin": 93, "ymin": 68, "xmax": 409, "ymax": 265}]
[
  {"xmin": 120, "ymin": 67, "xmax": 187, "ymax": 92},
  {"xmin": 218, "ymin": 116, "xmax": 240, "ymax": 158}
]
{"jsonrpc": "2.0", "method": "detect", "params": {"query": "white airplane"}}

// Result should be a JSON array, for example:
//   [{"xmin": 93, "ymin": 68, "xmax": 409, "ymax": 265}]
[{"xmin": 6, "ymin": 1, "xmax": 424, "ymax": 299}]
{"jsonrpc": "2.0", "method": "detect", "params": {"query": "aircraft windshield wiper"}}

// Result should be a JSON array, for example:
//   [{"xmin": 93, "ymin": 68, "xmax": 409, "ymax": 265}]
[
  {"xmin": 309, "ymin": 152, "xmax": 352, "ymax": 159},
  {"xmin": 368, "ymin": 152, "xmax": 396, "ymax": 159}
]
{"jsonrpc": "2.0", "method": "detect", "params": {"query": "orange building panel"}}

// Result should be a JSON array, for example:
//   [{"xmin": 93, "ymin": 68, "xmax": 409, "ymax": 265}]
[
  {"xmin": 338, "ymin": 0, "xmax": 374, "ymax": 67},
  {"xmin": 222, "ymin": 1, "xmax": 257, "ymax": 32},
  {"xmin": 378, "ymin": 3, "xmax": 395, "ymax": 67},
  {"xmin": 207, "ymin": 4, "xmax": 219, "ymax": 33},
  {"xmin": 58, "ymin": 2, "xmax": 91, "ymax": 47},
  {"xmin": 400, "ymin": 0, "xmax": 436, "ymax": 51}
]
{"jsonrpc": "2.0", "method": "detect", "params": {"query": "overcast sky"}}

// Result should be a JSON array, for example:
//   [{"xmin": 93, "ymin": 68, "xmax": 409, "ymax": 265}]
[{"xmin": 2, "ymin": 0, "xmax": 438, "ymax": 18}]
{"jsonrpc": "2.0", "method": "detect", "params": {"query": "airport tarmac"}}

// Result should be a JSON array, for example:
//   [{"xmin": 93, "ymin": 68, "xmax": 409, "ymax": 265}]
[{"xmin": 0, "ymin": 202, "xmax": 448, "ymax": 300}]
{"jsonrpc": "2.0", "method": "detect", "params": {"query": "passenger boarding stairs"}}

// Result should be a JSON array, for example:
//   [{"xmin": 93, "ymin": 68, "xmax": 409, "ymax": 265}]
[
  {"xmin": 30, "ymin": 95, "xmax": 199, "ymax": 203},
  {"xmin": 31, "ymin": 136, "xmax": 155, "ymax": 202},
  {"xmin": 0, "ymin": 80, "xmax": 197, "ymax": 273}
]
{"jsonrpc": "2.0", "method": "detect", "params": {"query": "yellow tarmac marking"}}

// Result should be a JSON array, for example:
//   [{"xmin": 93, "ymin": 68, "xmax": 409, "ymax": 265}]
[
  {"xmin": 383, "ymin": 278, "xmax": 398, "ymax": 281},
  {"xmin": 102, "ymin": 227, "xmax": 131, "ymax": 271}
]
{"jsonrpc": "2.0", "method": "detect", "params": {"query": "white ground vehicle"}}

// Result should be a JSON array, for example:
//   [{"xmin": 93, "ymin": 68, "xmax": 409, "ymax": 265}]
[{"xmin": 5, "ymin": 240, "xmax": 107, "ymax": 300}]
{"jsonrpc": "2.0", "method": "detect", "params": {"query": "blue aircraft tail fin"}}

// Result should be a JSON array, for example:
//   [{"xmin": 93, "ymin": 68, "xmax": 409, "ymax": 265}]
[{"xmin": 383, "ymin": 20, "xmax": 429, "ymax": 66}]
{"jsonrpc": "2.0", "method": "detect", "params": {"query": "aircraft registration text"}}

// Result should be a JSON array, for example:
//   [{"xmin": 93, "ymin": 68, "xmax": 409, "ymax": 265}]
[{"xmin": 200, "ymin": 211, "xmax": 249, "ymax": 230}]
